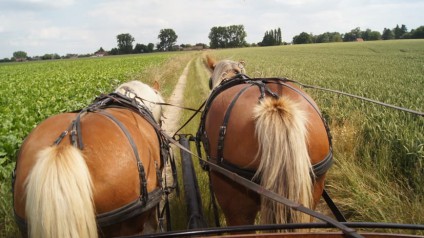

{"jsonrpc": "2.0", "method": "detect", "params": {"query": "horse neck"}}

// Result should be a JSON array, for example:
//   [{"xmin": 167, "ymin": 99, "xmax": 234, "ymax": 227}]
[
  {"xmin": 115, "ymin": 82, "xmax": 163, "ymax": 123},
  {"xmin": 151, "ymin": 104, "xmax": 162, "ymax": 123},
  {"xmin": 136, "ymin": 95, "xmax": 162, "ymax": 122}
]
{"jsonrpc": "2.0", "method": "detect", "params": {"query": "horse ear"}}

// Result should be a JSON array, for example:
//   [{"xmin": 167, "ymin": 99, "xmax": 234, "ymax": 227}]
[
  {"xmin": 152, "ymin": 81, "xmax": 160, "ymax": 91},
  {"xmin": 206, "ymin": 55, "xmax": 216, "ymax": 70}
]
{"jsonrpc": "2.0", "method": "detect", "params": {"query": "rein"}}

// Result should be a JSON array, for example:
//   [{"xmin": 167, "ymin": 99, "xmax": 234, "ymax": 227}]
[
  {"xmin": 286, "ymin": 79, "xmax": 424, "ymax": 117},
  {"xmin": 134, "ymin": 96, "xmax": 202, "ymax": 112},
  {"xmin": 162, "ymin": 131, "xmax": 361, "ymax": 238},
  {"xmin": 164, "ymin": 74, "xmax": 360, "ymax": 237}
]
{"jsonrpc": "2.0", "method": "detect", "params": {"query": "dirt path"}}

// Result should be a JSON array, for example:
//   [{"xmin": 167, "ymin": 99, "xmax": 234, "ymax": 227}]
[
  {"xmin": 161, "ymin": 60, "xmax": 190, "ymax": 135},
  {"xmin": 161, "ymin": 60, "xmax": 191, "ymax": 185}
]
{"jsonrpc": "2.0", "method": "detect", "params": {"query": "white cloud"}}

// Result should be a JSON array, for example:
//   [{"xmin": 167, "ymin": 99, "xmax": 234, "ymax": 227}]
[
  {"xmin": 0, "ymin": 0, "xmax": 423, "ymax": 58},
  {"xmin": 17, "ymin": 0, "xmax": 75, "ymax": 8}
]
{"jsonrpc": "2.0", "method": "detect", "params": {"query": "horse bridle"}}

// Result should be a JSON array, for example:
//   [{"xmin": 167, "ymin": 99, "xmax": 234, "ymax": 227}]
[
  {"xmin": 198, "ymin": 74, "xmax": 333, "ymax": 180},
  {"xmin": 12, "ymin": 92, "xmax": 174, "ymax": 232}
]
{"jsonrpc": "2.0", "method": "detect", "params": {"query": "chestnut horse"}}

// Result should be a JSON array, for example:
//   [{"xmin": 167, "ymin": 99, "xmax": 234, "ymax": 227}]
[
  {"xmin": 199, "ymin": 56, "xmax": 333, "ymax": 226},
  {"xmin": 12, "ymin": 81, "xmax": 168, "ymax": 238}
]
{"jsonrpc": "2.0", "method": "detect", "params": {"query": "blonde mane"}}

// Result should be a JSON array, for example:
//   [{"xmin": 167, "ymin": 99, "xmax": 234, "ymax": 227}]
[{"xmin": 115, "ymin": 80, "xmax": 164, "ymax": 122}]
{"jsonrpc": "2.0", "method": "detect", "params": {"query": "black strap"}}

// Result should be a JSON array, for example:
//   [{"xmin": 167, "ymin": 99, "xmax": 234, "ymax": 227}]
[
  {"xmin": 207, "ymin": 170, "xmax": 221, "ymax": 227},
  {"xmin": 96, "ymin": 188, "xmax": 163, "ymax": 227},
  {"xmin": 97, "ymin": 110, "xmax": 149, "ymax": 204},
  {"xmin": 312, "ymin": 150, "xmax": 334, "ymax": 178},
  {"xmin": 165, "ymin": 135, "xmax": 361, "ymax": 238},
  {"xmin": 13, "ymin": 92, "xmax": 172, "ymax": 232},
  {"xmin": 172, "ymin": 99, "xmax": 206, "ymax": 137},
  {"xmin": 217, "ymin": 84, "xmax": 253, "ymax": 162},
  {"xmin": 322, "ymin": 189, "xmax": 347, "ymax": 222},
  {"xmin": 199, "ymin": 75, "xmax": 334, "ymax": 179}
]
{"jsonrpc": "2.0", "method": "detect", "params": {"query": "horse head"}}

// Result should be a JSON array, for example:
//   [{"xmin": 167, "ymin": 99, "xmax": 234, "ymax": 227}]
[
  {"xmin": 206, "ymin": 55, "xmax": 245, "ymax": 89},
  {"xmin": 115, "ymin": 80, "xmax": 164, "ymax": 123}
]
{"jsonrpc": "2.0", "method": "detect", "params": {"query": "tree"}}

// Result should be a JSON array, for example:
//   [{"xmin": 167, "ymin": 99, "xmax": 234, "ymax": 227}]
[
  {"xmin": 157, "ymin": 29, "xmax": 178, "ymax": 51},
  {"xmin": 400, "ymin": 24, "xmax": 408, "ymax": 37},
  {"xmin": 13, "ymin": 51, "xmax": 27, "ymax": 61},
  {"xmin": 147, "ymin": 43, "xmax": 154, "ymax": 52},
  {"xmin": 277, "ymin": 28, "xmax": 282, "ymax": 44},
  {"xmin": 382, "ymin": 28, "xmax": 395, "ymax": 40},
  {"xmin": 226, "ymin": 25, "xmax": 247, "ymax": 47},
  {"xmin": 343, "ymin": 27, "xmax": 362, "ymax": 41},
  {"xmin": 133, "ymin": 43, "xmax": 147, "ymax": 53},
  {"xmin": 367, "ymin": 31, "xmax": 381, "ymax": 41},
  {"xmin": 260, "ymin": 28, "xmax": 282, "ymax": 46},
  {"xmin": 361, "ymin": 29, "xmax": 381, "ymax": 41},
  {"xmin": 133, "ymin": 43, "xmax": 154, "ymax": 53},
  {"xmin": 41, "ymin": 53, "xmax": 60, "ymax": 60},
  {"xmin": 109, "ymin": 48, "xmax": 119, "ymax": 55},
  {"xmin": 315, "ymin": 32, "xmax": 330, "ymax": 43},
  {"xmin": 325, "ymin": 32, "xmax": 342, "ymax": 42},
  {"xmin": 0, "ymin": 58, "xmax": 11, "ymax": 63},
  {"xmin": 116, "ymin": 33, "xmax": 135, "ymax": 54},
  {"xmin": 293, "ymin": 32, "xmax": 313, "ymax": 44},
  {"xmin": 209, "ymin": 26, "xmax": 227, "ymax": 48},
  {"xmin": 208, "ymin": 25, "xmax": 247, "ymax": 49},
  {"xmin": 393, "ymin": 24, "xmax": 408, "ymax": 39},
  {"xmin": 409, "ymin": 26, "xmax": 424, "ymax": 39}
]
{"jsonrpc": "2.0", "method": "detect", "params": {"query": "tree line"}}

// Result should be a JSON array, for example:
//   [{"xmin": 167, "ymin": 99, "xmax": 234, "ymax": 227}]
[
  {"xmin": 3, "ymin": 24, "xmax": 424, "ymax": 62},
  {"xmin": 293, "ymin": 24, "xmax": 424, "ymax": 44}
]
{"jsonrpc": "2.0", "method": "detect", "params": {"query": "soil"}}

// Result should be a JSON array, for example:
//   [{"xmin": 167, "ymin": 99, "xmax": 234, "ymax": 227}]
[{"xmin": 161, "ymin": 60, "xmax": 191, "ymax": 185}]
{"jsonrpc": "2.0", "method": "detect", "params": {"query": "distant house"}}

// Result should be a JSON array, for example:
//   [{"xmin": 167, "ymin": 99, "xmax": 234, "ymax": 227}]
[
  {"xmin": 94, "ymin": 48, "xmax": 108, "ymax": 57},
  {"xmin": 15, "ymin": 57, "xmax": 27, "ymax": 62},
  {"xmin": 181, "ymin": 45, "xmax": 205, "ymax": 51},
  {"xmin": 356, "ymin": 38, "xmax": 364, "ymax": 42}
]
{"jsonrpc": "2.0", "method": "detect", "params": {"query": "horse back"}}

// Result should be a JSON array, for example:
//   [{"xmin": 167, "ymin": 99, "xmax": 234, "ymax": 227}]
[
  {"xmin": 204, "ymin": 81, "xmax": 330, "ymax": 170},
  {"xmin": 14, "ymin": 108, "xmax": 161, "ymax": 223}
]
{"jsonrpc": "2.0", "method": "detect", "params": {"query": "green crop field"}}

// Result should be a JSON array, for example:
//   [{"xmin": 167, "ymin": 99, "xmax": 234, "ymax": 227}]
[
  {"xmin": 1, "ymin": 40, "xmax": 423, "ymax": 236},
  {"xmin": 0, "ymin": 51, "xmax": 196, "ymax": 236},
  {"xmin": 177, "ymin": 40, "xmax": 424, "ymax": 233}
]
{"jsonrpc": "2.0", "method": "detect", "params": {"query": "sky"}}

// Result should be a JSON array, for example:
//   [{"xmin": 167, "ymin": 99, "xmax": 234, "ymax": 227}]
[{"xmin": 0, "ymin": 0, "xmax": 423, "ymax": 58}]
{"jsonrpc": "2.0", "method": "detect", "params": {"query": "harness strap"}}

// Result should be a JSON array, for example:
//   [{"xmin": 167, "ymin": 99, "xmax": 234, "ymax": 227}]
[
  {"xmin": 165, "ymin": 134, "xmax": 361, "ymax": 238},
  {"xmin": 198, "ymin": 75, "xmax": 334, "ymax": 180},
  {"xmin": 97, "ymin": 110, "xmax": 149, "ymax": 204},
  {"xmin": 322, "ymin": 189, "xmax": 347, "ymax": 222},
  {"xmin": 13, "ymin": 92, "xmax": 173, "ymax": 232},
  {"xmin": 217, "ymin": 84, "xmax": 253, "ymax": 162},
  {"xmin": 312, "ymin": 150, "xmax": 333, "ymax": 178},
  {"xmin": 96, "ymin": 188, "xmax": 163, "ymax": 227}
]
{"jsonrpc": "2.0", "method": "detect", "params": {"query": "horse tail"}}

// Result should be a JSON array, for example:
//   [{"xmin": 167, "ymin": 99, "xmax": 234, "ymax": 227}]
[
  {"xmin": 253, "ymin": 96, "xmax": 313, "ymax": 224},
  {"xmin": 25, "ymin": 145, "xmax": 98, "ymax": 238}
]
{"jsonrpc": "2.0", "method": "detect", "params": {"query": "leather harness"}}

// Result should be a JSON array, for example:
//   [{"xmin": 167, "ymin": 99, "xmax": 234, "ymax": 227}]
[
  {"xmin": 197, "ymin": 74, "xmax": 333, "ymax": 180},
  {"xmin": 12, "ymin": 92, "xmax": 171, "ymax": 231}
]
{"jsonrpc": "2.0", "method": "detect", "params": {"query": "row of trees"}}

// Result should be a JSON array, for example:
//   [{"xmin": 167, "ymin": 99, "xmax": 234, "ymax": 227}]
[
  {"xmin": 108, "ymin": 30, "xmax": 209, "ymax": 56},
  {"xmin": 3, "ymin": 24, "xmax": 424, "ymax": 62},
  {"xmin": 293, "ymin": 24, "xmax": 424, "ymax": 44},
  {"xmin": 109, "ymin": 29, "xmax": 177, "ymax": 55}
]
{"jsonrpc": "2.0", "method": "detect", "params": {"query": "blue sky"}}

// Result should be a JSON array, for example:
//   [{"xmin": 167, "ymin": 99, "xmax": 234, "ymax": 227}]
[{"xmin": 0, "ymin": 0, "xmax": 423, "ymax": 58}]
